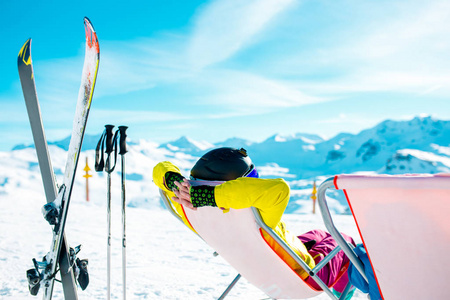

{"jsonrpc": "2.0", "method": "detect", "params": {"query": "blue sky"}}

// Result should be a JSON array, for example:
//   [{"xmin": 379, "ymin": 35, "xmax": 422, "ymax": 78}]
[{"xmin": 2, "ymin": 0, "xmax": 450, "ymax": 151}]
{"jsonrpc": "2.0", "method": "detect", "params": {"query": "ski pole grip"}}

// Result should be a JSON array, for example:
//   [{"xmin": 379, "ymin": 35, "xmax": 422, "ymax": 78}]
[
  {"xmin": 118, "ymin": 126, "xmax": 128, "ymax": 155},
  {"xmin": 105, "ymin": 124, "xmax": 115, "ymax": 154}
]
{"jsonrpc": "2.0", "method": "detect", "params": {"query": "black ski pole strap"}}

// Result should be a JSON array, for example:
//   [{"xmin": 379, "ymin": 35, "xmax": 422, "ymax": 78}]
[
  {"xmin": 100, "ymin": 124, "xmax": 116, "ymax": 173},
  {"xmin": 105, "ymin": 129, "xmax": 119, "ymax": 173},
  {"xmin": 95, "ymin": 130, "xmax": 106, "ymax": 172}
]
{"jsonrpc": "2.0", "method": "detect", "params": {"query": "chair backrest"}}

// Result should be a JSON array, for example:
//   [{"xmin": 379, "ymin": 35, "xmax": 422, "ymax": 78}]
[
  {"xmin": 159, "ymin": 186, "xmax": 323, "ymax": 299},
  {"xmin": 325, "ymin": 174, "xmax": 450, "ymax": 300}
]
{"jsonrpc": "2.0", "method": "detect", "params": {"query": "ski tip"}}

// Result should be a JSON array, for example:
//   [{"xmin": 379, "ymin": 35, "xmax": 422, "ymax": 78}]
[
  {"xmin": 83, "ymin": 17, "xmax": 99, "ymax": 53},
  {"xmin": 18, "ymin": 38, "xmax": 32, "ymax": 67},
  {"xmin": 83, "ymin": 16, "xmax": 94, "ymax": 29}
]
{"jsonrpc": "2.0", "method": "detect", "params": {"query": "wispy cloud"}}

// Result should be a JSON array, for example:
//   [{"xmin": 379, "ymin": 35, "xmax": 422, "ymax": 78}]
[
  {"xmin": 310, "ymin": 0, "xmax": 450, "ymax": 96},
  {"xmin": 315, "ymin": 113, "xmax": 374, "ymax": 126},
  {"xmin": 187, "ymin": 0, "xmax": 295, "ymax": 69},
  {"xmin": 191, "ymin": 69, "xmax": 324, "ymax": 114},
  {"xmin": 90, "ymin": 109, "xmax": 190, "ymax": 123},
  {"xmin": 94, "ymin": 36, "xmax": 193, "ymax": 98},
  {"xmin": 34, "ymin": 57, "xmax": 83, "ymax": 105},
  {"xmin": 251, "ymin": 0, "xmax": 450, "ymax": 99}
]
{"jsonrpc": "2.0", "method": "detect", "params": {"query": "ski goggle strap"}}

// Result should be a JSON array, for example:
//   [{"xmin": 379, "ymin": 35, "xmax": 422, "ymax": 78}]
[{"xmin": 244, "ymin": 165, "xmax": 259, "ymax": 178}]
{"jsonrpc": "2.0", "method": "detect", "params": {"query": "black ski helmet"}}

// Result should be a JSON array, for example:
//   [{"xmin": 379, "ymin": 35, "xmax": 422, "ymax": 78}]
[{"xmin": 190, "ymin": 147, "xmax": 258, "ymax": 181}]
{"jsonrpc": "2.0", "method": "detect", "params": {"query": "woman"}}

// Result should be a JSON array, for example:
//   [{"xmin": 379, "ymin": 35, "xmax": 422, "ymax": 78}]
[{"xmin": 153, "ymin": 147, "xmax": 355, "ymax": 297}]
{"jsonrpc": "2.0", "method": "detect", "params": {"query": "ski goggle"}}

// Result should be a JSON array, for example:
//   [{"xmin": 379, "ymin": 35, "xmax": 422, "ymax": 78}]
[{"xmin": 244, "ymin": 165, "xmax": 259, "ymax": 178}]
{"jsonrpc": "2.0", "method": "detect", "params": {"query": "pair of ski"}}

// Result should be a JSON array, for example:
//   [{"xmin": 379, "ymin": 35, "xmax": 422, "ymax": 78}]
[
  {"xmin": 95, "ymin": 124, "xmax": 128, "ymax": 300},
  {"xmin": 18, "ymin": 17, "xmax": 100, "ymax": 299}
]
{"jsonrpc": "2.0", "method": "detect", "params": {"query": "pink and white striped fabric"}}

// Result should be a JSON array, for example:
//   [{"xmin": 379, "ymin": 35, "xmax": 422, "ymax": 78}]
[{"xmin": 335, "ymin": 174, "xmax": 450, "ymax": 300}]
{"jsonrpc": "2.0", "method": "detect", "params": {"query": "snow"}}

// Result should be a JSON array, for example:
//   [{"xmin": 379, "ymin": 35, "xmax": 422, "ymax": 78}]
[
  {"xmin": 398, "ymin": 149, "xmax": 450, "ymax": 167},
  {"xmin": 431, "ymin": 143, "xmax": 450, "ymax": 156},
  {"xmin": 0, "ymin": 191, "xmax": 367, "ymax": 299},
  {"xmin": 257, "ymin": 163, "xmax": 296, "ymax": 179},
  {"xmin": 0, "ymin": 147, "xmax": 367, "ymax": 299}
]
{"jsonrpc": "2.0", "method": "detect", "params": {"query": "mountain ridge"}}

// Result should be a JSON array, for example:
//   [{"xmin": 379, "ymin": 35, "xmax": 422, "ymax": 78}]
[
  {"xmin": 2, "ymin": 115, "xmax": 449, "ymax": 214},
  {"xmin": 10, "ymin": 115, "xmax": 450, "ymax": 178}
]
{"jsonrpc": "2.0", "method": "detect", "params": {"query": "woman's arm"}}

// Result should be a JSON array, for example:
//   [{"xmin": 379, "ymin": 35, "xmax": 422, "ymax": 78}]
[{"xmin": 173, "ymin": 177, "xmax": 290, "ymax": 228}]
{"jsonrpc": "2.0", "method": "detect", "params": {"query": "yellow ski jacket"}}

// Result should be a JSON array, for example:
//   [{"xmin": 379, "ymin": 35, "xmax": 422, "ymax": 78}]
[{"xmin": 153, "ymin": 161, "xmax": 315, "ymax": 278}]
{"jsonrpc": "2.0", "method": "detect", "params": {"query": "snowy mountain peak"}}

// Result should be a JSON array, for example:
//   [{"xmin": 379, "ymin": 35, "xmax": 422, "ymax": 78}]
[
  {"xmin": 216, "ymin": 137, "xmax": 254, "ymax": 149},
  {"xmin": 376, "ymin": 115, "xmax": 442, "ymax": 133},
  {"xmin": 159, "ymin": 136, "xmax": 214, "ymax": 153},
  {"xmin": 12, "ymin": 134, "xmax": 102, "ymax": 151},
  {"xmin": 410, "ymin": 114, "xmax": 436, "ymax": 124},
  {"xmin": 273, "ymin": 134, "xmax": 290, "ymax": 142},
  {"xmin": 296, "ymin": 133, "xmax": 325, "ymax": 144},
  {"xmin": 349, "ymin": 116, "xmax": 450, "ymax": 151},
  {"xmin": 264, "ymin": 133, "xmax": 323, "ymax": 144}
]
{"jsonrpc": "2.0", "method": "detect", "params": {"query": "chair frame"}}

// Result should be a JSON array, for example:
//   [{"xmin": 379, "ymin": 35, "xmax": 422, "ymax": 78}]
[{"xmin": 317, "ymin": 177, "xmax": 368, "ymax": 284}]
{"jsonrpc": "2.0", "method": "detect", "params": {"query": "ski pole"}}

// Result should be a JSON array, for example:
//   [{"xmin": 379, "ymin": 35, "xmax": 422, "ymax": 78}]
[
  {"xmin": 104, "ymin": 124, "xmax": 115, "ymax": 300},
  {"xmin": 95, "ymin": 125, "xmax": 119, "ymax": 299},
  {"xmin": 118, "ymin": 126, "xmax": 128, "ymax": 300}
]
